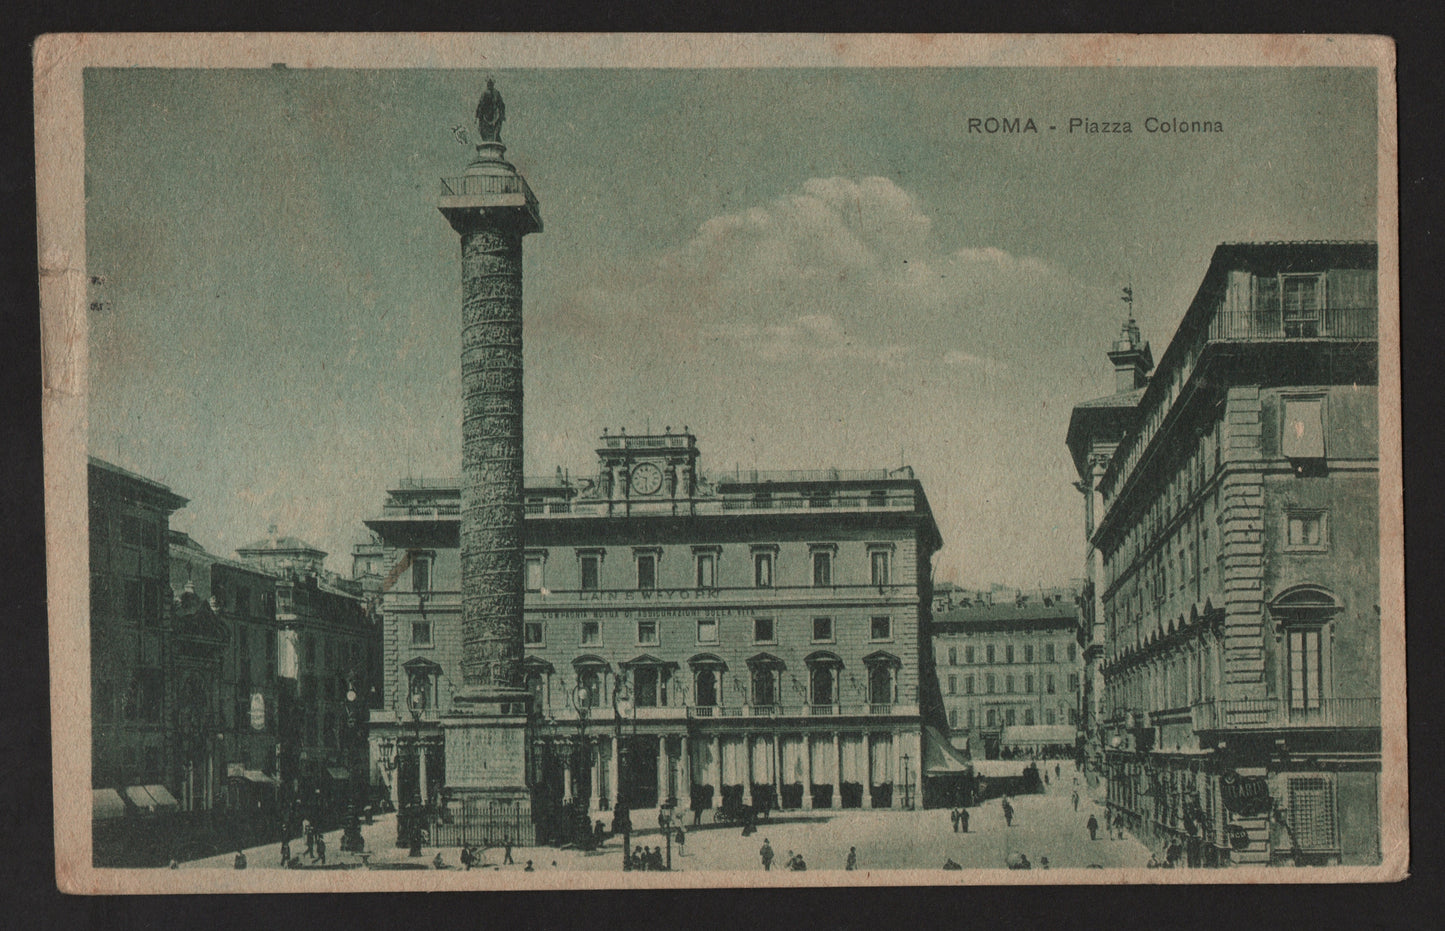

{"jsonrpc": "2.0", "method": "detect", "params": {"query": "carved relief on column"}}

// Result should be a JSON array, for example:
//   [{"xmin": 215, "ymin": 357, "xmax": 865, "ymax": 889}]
[{"xmin": 459, "ymin": 220, "xmax": 527, "ymax": 694}]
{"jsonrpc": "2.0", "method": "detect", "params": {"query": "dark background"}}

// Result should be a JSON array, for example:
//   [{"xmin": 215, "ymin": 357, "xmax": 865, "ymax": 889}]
[{"xmin": 3, "ymin": 2, "xmax": 1440, "ymax": 928}]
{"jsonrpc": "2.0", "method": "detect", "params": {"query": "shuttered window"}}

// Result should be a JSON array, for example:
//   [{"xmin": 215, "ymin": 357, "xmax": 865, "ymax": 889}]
[{"xmin": 1282, "ymin": 397, "xmax": 1326, "ymax": 460}]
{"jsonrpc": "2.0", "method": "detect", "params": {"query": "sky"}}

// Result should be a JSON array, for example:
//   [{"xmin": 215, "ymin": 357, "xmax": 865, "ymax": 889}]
[{"xmin": 83, "ymin": 66, "xmax": 1378, "ymax": 588}]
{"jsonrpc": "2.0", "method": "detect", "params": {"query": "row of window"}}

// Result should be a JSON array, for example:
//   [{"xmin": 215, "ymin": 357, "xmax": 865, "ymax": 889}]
[
  {"xmin": 1111, "ymin": 626, "xmax": 1324, "ymax": 718},
  {"xmin": 92, "ymin": 673, "xmax": 165, "ymax": 725},
  {"xmin": 406, "ymin": 546, "xmax": 898, "ymax": 594},
  {"xmin": 91, "ymin": 508, "xmax": 165, "ymax": 555},
  {"xmin": 945, "ymin": 671, "xmax": 1079, "ymax": 695},
  {"xmin": 540, "ymin": 663, "xmax": 899, "ymax": 711},
  {"xmin": 947, "ymin": 705, "xmax": 1079, "ymax": 728},
  {"xmin": 411, "ymin": 614, "xmax": 897, "ymax": 648},
  {"xmin": 91, "ymin": 576, "xmax": 166, "ymax": 625},
  {"xmin": 942, "ymin": 642, "xmax": 1077, "ymax": 665}
]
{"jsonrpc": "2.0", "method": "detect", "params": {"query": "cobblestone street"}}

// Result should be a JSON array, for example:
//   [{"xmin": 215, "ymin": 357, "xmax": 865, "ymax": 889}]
[{"xmin": 182, "ymin": 764, "xmax": 1150, "ymax": 875}]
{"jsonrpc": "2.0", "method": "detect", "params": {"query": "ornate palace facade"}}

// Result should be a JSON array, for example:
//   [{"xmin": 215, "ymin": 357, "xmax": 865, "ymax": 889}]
[{"xmin": 363, "ymin": 429, "xmax": 946, "ymax": 823}]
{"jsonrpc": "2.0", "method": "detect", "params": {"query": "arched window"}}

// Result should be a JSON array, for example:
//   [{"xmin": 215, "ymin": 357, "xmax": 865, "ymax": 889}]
[
  {"xmin": 747, "ymin": 653, "xmax": 785, "ymax": 707},
  {"xmin": 805, "ymin": 651, "xmax": 844, "ymax": 706},
  {"xmin": 1270, "ymin": 585, "xmax": 1341, "ymax": 720},
  {"xmin": 688, "ymin": 654, "xmax": 727, "ymax": 708},
  {"xmin": 862, "ymin": 651, "xmax": 901, "ymax": 706},
  {"xmin": 402, "ymin": 657, "xmax": 442, "ymax": 711},
  {"xmin": 571, "ymin": 655, "xmax": 611, "ymax": 710}
]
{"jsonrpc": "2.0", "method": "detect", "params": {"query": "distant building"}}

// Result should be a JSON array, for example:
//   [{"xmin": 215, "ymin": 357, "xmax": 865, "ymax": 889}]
[
  {"xmin": 1079, "ymin": 241, "xmax": 1380, "ymax": 867},
  {"xmin": 363, "ymin": 428, "xmax": 955, "ymax": 830},
  {"xmin": 932, "ymin": 602, "xmax": 1082, "ymax": 760},
  {"xmin": 232, "ymin": 531, "xmax": 378, "ymax": 820},
  {"xmin": 1067, "ymin": 317, "xmax": 1152, "ymax": 762}
]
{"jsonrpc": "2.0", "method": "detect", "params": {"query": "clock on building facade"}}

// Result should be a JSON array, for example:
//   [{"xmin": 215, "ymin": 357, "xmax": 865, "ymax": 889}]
[{"xmin": 630, "ymin": 462, "xmax": 664, "ymax": 495}]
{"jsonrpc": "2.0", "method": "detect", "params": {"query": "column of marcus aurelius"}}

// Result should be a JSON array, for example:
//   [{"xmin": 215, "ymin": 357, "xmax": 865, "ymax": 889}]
[{"xmin": 437, "ymin": 79, "xmax": 542, "ymax": 823}]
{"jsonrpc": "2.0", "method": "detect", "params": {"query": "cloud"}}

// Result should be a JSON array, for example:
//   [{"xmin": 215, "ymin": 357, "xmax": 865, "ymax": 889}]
[
  {"xmin": 724, "ymin": 313, "xmax": 910, "ymax": 367},
  {"xmin": 560, "ymin": 176, "xmax": 1083, "ymax": 374},
  {"xmin": 942, "ymin": 349, "xmax": 1009, "ymax": 375}
]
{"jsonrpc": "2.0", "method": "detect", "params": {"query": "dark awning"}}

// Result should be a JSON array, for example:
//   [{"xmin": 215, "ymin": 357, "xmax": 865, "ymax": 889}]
[
  {"xmin": 923, "ymin": 726, "xmax": 972, "ymax": 775},
  {"xmin": 93, "ymin": 788, "xmax": 127, "ymax": 821}
]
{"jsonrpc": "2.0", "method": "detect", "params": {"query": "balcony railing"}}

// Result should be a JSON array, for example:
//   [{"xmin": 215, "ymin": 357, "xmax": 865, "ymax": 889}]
[
  {"xmin": 720, "ymin": 493, "xmax": 915, "ymax": 511},
  {"xmin": 1207, "ymin": 304, "xmax": 1376, "ymax": 341},
  {"xmin": 1191, "ymin": 698, "xmax": 1379, "ymax": 732},
  {"xmin": 684, "ymin": 703, "xmax": 910, "ymax": 720},
  {"xmin": 439, "ymin": 173, "xmax": 533, "ymax": 199}
]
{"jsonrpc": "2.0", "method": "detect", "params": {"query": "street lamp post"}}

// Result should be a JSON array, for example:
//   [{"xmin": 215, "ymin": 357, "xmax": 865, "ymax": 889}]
[
  {"xmin": 613, "ymin": 678, "xmax": 633, "ymax": 870},
  {"xmin": 408, "ymin": 694, "xmax": 424, "ymax": 857},
  {"xmin": 571, "ymin": 682, "xmax": 594, "ymax": 849},
  {"xmin": 340, "ymin": 685, "xmax": 365, "ymax": 853},
  {"xmin": 901, "ymin": 753, "xmax": 914, "ymax": 810}
]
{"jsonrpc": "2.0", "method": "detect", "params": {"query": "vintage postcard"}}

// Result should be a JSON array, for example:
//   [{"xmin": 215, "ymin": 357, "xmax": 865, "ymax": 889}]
[{"xmin": 37, "ymin": 34, "xmax": 1404, "ymax": 892}]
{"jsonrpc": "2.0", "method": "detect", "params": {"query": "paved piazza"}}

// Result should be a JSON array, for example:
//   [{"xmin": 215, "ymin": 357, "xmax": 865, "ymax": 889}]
[{"xmin": 183, "ymin": 764, "xmax": 1151, "ymax": 875}]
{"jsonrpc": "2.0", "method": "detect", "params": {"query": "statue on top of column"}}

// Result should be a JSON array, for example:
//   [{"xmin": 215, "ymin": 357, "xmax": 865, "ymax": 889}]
[{"xmin": 476, "ymin": 78, "xmax": 506, "ymax": 143}]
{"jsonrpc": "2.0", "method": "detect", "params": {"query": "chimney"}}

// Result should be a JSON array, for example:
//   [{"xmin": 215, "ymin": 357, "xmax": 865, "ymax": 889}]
[{"xmin": 1106, "ymin": 317, "xmax": 1153, "ymax": 393}]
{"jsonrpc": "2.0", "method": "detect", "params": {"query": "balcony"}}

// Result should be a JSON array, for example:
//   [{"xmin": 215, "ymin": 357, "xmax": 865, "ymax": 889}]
[
  {"xmin": 684, "ymin": 703, "xmax": 913, "ymax": 720},
  {"xmin": 1191, "ymin": 698, "xmax": 1379, "ymax": 732},
  {"xmin": 1207, "ymin": 304, "xmax": 1376, "ymax": 342}
]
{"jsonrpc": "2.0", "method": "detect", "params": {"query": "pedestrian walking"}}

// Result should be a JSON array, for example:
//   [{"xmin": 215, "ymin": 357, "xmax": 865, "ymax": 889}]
[
  {"xmin": 504, "ymin": 838, "xmax": 515, "ymax": 865},
  {"xmin": 280, "ymin": 838, "xmax": 291, "ymax": 868},
  {"xmin": 846, "ymin": 847, "xmax": 857, "ymax": 871},
  {"xmin": 959, "ymin": 807, "xmax": 970, "ymax": 832},
  {"xmin": 303, "ymin": 818, "xmax": 314, "ymax": 858},
  {"xmin": 760, "ymin": 839, "xmax": 775, "ymax": 870},
  {"xmin": 315, "ymin": 833, "xmax": 326, "ymax": 865},
  {"xmin": 950, "ymin": 808, "xmax": 960, "ymax": 832},
  {"xmin": 675, "ymin": 824, "xmax": 687, "ymax": 857},
  {"xmin": 1071, "ymin": 789, "xmax": 1080, "ymax": 812},
  {"xmin": 1001, "ymin": 797, "xmax": 1014, "ymax": 828},
  {"xmin": 1087, "ymin": 814, "xmax": 1099, "ymax": 841},
  {"xmin": 461, "ymin": 846, "xmax": 475, "ymax": 870},
  {"xmin": 1055, "ymin": 763, "xmax": 1061, "ymax": 780}
]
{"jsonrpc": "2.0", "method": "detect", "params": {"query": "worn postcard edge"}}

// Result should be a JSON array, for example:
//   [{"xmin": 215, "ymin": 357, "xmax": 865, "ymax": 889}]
[{"xmin": 35, "ymin": 32, "xmax": 1405, "ymax": 893}]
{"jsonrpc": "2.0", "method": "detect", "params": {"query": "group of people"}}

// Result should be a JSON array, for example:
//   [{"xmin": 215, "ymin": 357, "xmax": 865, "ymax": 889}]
[
  {"xmin": 1146, "ymin": 839, "xmax": 1185, "ymax": 868},
  {"xmin": 278, "ymin": 819, "xmax": 327, "ymax": 868},
  {"xmin": 948, "ymin": 807, "xmax": 971, "ymax": 832},
  {"xmin": 628, "ymin": 845, "xmax": 669, "ymax": 871},
  {"xmin": 757, "ymin": 839, "xmax": 807, "ymax": 872}
]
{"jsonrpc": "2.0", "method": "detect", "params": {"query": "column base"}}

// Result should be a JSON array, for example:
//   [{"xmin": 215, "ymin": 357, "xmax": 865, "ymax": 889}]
[{"xmin": 442, "ymin": 710, "xmax": 531, "ymax": 796}]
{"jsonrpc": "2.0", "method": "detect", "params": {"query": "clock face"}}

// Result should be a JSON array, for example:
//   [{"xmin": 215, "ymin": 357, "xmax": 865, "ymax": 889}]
[{"xmin": 630, "ymin": 462, "xmax": 664, "ymax": 495}]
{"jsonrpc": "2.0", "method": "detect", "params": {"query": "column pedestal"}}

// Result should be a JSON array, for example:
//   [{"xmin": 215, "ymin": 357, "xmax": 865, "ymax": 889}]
[
  {"xmin": 742, "ymin": 735, "xmax": 754, "ymax": 806},
  {"xmin": 862, "ymin": 734, "xmax": 874, "ymax": 809},
  {"xmin": 831, "ymin": 732, "xmax": 842, "ymax": 809},
  {"xmin": 803, "ymin": 735, "xmax": 814, "ymax": 809}
]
